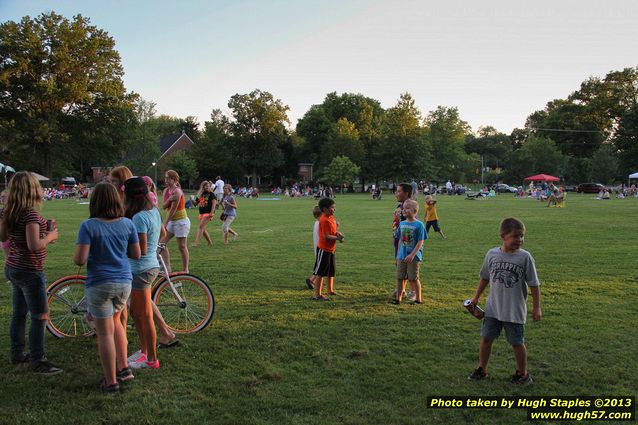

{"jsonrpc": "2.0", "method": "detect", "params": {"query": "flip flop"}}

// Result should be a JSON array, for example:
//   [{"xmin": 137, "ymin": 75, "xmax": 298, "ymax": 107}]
[{"xmin": 158, "ymin": 339, "xmax": 180, "ymax": 349}]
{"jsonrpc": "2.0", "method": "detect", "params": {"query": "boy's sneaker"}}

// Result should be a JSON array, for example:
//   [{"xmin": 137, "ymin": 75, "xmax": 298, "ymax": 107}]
[
  {"xmin": 98, "ymin": 378, "xmax": 120, "ymax": 395},
  {"xmin": 11, "ymin": 352, "xmax": 30, "ymax": 365},
  {"xmin": 145, "ymin": 359, "xmax": 160, "ymax": 369},
  {"xmin": 116, "ymin": 367, "xmax": 135, "ymax": 382},
  {"xmin": 129, "ymin": 352, "xmax": 148, "ymax": 369},
  {"xmin": 31, "ymin": 359, "xmax": 63, "ymax": 376},
  {"xmin": 468, "ymin": 366, "xmax": 488, "ymax": 380},
  {"xmin": 510, "ymin": 371, "xmax": 533, "ymax": 385}
]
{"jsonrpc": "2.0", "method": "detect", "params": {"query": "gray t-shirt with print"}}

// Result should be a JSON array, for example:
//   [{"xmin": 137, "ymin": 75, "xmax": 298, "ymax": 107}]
[{"xmin": 479, "ymin": 247, "xmax": 539, "ymax": 324}]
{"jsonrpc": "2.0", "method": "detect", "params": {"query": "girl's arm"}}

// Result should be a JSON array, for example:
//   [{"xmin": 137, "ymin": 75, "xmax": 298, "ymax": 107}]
[
  {"xmin": 162, "ymin": 188, "xmax": 172, "ymax": 209},
  {"xmin": 138, "ymin": 233, "xmax": 147, "ymax": 256},
  {"xmin": 226, "ymin": 197, "xmax": 237, "ymax": 209},
  {"xmin": 165, "ymin": 200, "xmax": 178, "ymax": 225},
  {"xmin": 74, "ymin": 244, "xmax": 90, "ymax": 266},
  {"xmin": 0, "ymin": 221, "xmax": 7, "ymax": 242},
  {"xmin": 26, "ymin": 222, "xmax": 58, "ymax": 252},
  {"xmin": 128, "ymin": 242, "xmax": 141, "ymax": 260}
]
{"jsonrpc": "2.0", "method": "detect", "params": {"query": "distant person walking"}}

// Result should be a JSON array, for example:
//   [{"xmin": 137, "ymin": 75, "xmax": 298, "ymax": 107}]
[
  {"xmin": 193, "ymin": 180, "xmax": 216, "ymax": 247},
  {"xmin": 221, "ymin": 184, "xmax": 238, "ymax": 244},
  {"xmin": 214, "ymin": 176, "xmax": 225, "ymax": 202}
]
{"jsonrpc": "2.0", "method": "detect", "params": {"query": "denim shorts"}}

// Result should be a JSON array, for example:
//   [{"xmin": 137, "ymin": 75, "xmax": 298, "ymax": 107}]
[
  {"xmin": 85, "ymin": 282, "xmax": 131, "ymax": 319},
  {"xmin": 132, "ymin": 268, "xmax": 159, "ymax": 291},
  {"xmin": 481, "ymin": 316, "xmax": 525, "ymax": 345}
]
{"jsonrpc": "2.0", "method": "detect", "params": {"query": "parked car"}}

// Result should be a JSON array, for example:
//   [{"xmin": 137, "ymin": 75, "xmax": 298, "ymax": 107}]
[
  {"xmin": 576, "ymin": 183, "xmax": 605, "ymax": 193},
  {"xmin": 493, "ymin": 183, "xmax": 517, "ymax": 193}
]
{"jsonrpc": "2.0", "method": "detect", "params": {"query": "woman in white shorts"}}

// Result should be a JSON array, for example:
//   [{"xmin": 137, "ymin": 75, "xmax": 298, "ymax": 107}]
[{"xmin": 161, "ymin": 170, "xmax": 191, "ymax": 273}]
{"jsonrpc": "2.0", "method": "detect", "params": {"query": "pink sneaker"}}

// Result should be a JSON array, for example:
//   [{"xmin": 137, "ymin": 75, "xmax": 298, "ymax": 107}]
[
  {"xmin": 129, "ymin": 352, "xmax": 148, "ymax": 369},
  {"xmin": 145, "ymin": 359, "xmax": 160, "ymax": 369}
]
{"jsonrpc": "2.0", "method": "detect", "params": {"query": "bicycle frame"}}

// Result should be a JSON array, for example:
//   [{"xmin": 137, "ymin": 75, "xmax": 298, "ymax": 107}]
[{"xmin": 156, "ymin": 243, "xmax": 187, "ymax": 307}]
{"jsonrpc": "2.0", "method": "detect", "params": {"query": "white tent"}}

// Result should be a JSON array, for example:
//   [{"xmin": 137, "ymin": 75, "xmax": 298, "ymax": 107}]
[
  {"xmin": 31, "ymin": 172, "xmax": 50, "ymax": 182},
  {"xmin": 629, "ymin": 172, "xmax": 638, "ymax": 180}
]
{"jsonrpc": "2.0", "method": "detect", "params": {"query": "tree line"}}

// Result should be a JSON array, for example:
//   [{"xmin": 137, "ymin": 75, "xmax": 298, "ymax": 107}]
[{"xmin": 1, "ymin": 12, "xmax": 636, "ymax": 187}]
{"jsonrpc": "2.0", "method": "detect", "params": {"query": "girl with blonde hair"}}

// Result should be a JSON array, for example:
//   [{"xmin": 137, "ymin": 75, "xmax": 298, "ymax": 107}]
[
  {"xmin": 161, "ymin": 170, "xmax": 190, "ymax": 272},
  {"xmin": 0, "ymin": 171, "xmax": 62, "ymax": 375}
]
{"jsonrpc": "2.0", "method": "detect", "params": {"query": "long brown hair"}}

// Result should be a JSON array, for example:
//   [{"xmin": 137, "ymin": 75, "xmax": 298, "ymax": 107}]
[
  {"xmin": 90, "ymin": 182, "xmax": 123, "ymax": 219},
  {"xmin": 109, "ymin": 166, "xmax": 133, "ymax": 198},
  {"xmin": 124, "ymin": 177, "xmax": 152, "ymax": 219},
  {"xmin": 3, "ymin": 171, "xmax": 43, "ymax": 234}
]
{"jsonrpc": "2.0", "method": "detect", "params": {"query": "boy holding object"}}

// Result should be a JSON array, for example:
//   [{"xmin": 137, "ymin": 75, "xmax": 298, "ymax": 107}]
[
  {"xmin": 392, "ymin": 200, "xmax": 426, "ymax": 305},
  {"xmin": 468, "ymin": 218, "xmax": 541, "ymax": 385},
  {"xmin": 312, "ymin": 198, "xmax": 344, "ymax": 300}
]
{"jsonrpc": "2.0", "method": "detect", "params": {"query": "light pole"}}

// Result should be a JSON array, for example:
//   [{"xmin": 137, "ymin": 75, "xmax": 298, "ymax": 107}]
[{"xmin": 152, "ymin": 162, "xmax": 157, "ymax": 184}]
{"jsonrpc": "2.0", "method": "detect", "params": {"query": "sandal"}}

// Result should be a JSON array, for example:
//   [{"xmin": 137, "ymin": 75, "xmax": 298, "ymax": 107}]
[{"xmin": 158, "ymin": 339, "xmax": 180, "ymax": 349}]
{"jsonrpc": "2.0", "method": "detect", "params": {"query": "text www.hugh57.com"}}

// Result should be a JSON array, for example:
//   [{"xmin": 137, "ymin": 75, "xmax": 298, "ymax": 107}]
[{"xmin": 528, "ymin": 410, "xmax": 633, "ymax": 421}]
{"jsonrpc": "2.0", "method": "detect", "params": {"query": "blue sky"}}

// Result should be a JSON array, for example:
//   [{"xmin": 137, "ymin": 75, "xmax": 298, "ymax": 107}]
[{"xmin": 2, "ymin": 0, "xmax": 637, "ymax": 133}]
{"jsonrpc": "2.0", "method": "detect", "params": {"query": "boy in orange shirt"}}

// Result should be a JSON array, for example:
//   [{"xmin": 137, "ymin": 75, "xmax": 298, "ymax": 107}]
[{"xmin": 312, "ymin": 198, "xmax": 344, "ymax": 300}]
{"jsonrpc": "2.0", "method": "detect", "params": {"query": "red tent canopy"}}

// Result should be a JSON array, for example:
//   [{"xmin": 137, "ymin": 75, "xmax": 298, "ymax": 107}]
[{"xmin": 523, "ymin": 174, "xmax": 560, "ymax": 182}]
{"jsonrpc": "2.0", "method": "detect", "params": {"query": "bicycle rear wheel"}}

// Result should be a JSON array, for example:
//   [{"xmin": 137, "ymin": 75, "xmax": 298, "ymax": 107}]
[
  {"xmin": 47, "ymin": 276, "xmax": 94, "ymax": 338},
  {"xmin": 151, "ymin": 273, "xmax": 214, "ymax": 333}
]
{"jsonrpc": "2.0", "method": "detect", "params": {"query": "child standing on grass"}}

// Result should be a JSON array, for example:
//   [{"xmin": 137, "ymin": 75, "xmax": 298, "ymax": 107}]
[
  {"xmin": 392, "ymin": 200, "xmax": 426, "ymax": 304},
  {"xmin": 423, "ymin": 195, "xmax": 446, "ymax": 239},
  {"xmin": 468, "ymin": 217, "xmax": 541, "ymax": 385},
  {"xmin": 305, "ymin": 205, "xmax": 322, "ymax": 290},
  {"xmin": 1, "ymin": 172, "xmax": 62, "ymax": 375},
  {"xmin": 312, "ymin": 198, "xmax": 344, "ymax": 300},
  {"xmin": 74, "ymin": 182, "xmax": 141, "ymax": 394},
  {"xmin": 124, "ymin": 177, "xmax": 163, "ymax": 370}
]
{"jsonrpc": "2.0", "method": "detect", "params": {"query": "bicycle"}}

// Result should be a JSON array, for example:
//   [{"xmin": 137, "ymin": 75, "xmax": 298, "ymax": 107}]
[{"xmin": 46, "ymin": 243, "xmax": 215, "ymax": 338}]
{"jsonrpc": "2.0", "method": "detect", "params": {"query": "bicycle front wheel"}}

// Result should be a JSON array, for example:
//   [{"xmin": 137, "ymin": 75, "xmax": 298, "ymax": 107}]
[
  {"xmin": 151, "ymin": 273, "xmax": 214, "ymax": 333},
  {"xmin": 47, "ymin": 276, "xmax": 94, "ymax": 338}
]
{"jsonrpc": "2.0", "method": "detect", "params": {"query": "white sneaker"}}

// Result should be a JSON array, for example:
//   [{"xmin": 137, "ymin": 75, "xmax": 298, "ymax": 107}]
[
  {"xmin": 129, "ymin": 352, "xmax": 148, "ymax": 369},
  {"xmin": 128, "ymin": 350, "xmax": 146, "ymax": 363},
  {"xmin": 406, "ymin": 291, "xmax": 417, "ymax": 302}
]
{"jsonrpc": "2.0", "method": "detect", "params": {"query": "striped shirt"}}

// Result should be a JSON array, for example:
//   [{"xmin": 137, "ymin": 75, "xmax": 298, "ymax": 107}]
[{"xmin": 6, "ymin": 208, "xmax": 47, "ymax": 271}]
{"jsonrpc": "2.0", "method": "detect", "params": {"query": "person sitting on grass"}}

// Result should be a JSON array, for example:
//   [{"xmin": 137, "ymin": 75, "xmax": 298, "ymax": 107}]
[
  {"xmin": 467, "ymin": 217, "xmax": 541, "ymax": 385},
  {"xmin": 312, "ymin": 197, "xmax": 344, "ymax": 300}
]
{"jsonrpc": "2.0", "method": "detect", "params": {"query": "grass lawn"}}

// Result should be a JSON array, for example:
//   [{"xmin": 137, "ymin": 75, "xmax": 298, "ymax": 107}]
[{"xmin": 0, "ymin": 193, "xmax": 636, "ymax": 425}]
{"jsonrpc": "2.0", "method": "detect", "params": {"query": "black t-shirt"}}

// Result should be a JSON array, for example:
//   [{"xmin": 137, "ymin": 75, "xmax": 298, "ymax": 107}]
[{"xmin": 198, "ymin": 191, "xmax": 215, "ymax": 214}]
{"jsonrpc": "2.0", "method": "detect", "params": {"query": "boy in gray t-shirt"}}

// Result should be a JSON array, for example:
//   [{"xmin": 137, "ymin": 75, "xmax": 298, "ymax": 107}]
[{"xmin": 467, "ymin": 218, "xmax": 541, "ymax": 385}]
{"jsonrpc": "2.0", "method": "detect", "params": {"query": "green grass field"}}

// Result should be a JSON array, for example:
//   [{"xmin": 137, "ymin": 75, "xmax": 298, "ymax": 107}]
[{"xmin": 0, "ymin": 193, "xmax": 636, "ymax": 425}]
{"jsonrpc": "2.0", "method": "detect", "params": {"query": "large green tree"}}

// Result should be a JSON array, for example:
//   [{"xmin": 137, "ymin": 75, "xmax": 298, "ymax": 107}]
[
  {"xmin": 228, "ymin": 89, "xmax": 289, "ymax": 184},
  {"xmin": 377, "ymin": 93, "xmax": 430, "ymax": 181},
  {"xmin": 296, "ymin": 92, "xmax": 384, "ymax": 187},
  {"xmin": 321, "ymin": 155, "xmax": 360, "ymax": 187},
  {"xmin": 423, "ymin": 106, "xmax": 471, "ymax": 181},
  {"xmin": 614, "ymin": 103, "xmax": 638, "ymax": 178},
  {"xmin": 0, "ymin": 12, "xmax": 135, "ymax": 177},
  {"xmin": 502, "ymin": 136, "xmax": 564, "ymax": 182}
]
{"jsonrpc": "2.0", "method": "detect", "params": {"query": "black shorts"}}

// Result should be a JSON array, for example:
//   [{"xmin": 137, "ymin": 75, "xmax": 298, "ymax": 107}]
[
  {"xmin": 313, "ymin": 248, "xmax": 336, "ymax": 277},
  {"xmin": 426, "ymin": 220, "xmax": 441, "ymax": 233}
]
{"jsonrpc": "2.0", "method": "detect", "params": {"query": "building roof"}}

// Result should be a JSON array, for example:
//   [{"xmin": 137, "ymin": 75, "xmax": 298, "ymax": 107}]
[{"xmin": 158, "ymin": 131, "xmax": 194, "ymax": 159}]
